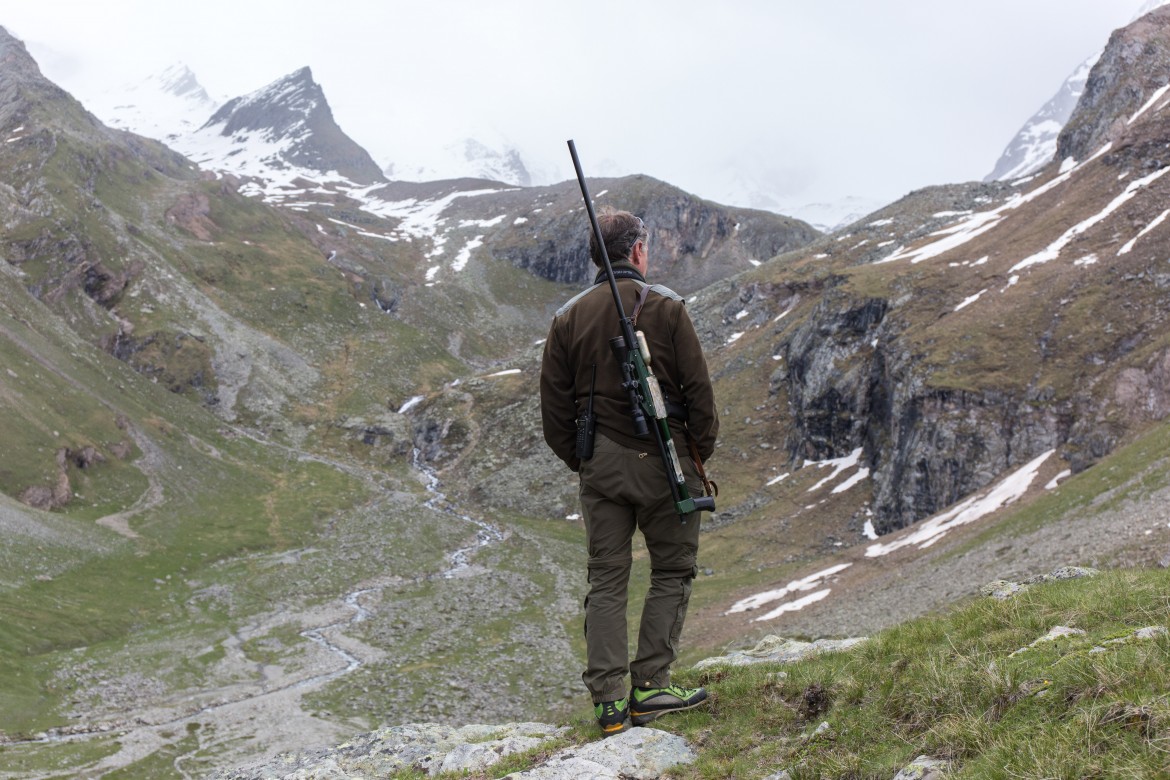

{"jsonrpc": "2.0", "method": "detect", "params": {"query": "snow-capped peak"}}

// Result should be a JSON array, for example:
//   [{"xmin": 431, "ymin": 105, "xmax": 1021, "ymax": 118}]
[
  {"xmin": 987, "ymin": 0, "xmax": 1170, "ymax": 182},
  {"xmin": 382, "ymin": 134, "xmax": 539, "ymax": 187},
  {"xmin": 180, "ymin": 66, "xmax": 384, "ymax": 187},
  {"xmin": 985, "ymin": 52, "xmax": 1101, "ymax": 183},
  {"xmin": 85, "ymin": 61, "xmax": 221, "ymax": 142}
]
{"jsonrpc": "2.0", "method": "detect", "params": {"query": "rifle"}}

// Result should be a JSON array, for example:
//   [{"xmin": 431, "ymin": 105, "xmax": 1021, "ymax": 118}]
[{"xmin": 567, "ymin": 139, "xmax": 715, "ymax": 519}]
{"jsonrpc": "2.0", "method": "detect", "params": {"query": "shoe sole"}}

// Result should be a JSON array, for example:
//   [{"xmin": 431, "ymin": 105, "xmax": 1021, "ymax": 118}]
[
  {"xmin": 629, "ymin": 698, "xmax": 707, "ymax": 726},
  {"xmin": 600, "ymin": 720, "xmax": 631, "ymax": 736}
]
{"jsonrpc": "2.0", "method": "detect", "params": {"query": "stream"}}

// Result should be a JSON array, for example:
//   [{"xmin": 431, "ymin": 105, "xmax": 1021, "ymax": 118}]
[{"xmin": 4, "ymin": 448, "xmax": 505, "ymax": 780}]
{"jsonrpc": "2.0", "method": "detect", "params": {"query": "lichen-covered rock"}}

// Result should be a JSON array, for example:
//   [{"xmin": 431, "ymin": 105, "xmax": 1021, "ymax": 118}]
[
  {"xmin": 892, "ymin": 754, "xmax": 951, "ymax": 780},
  {"xmin": 981, "ymin": 579, "xmax": 1027, "ymax": 600},
  {"xmin": 693, "ymin": 635, "xmax": 866, "ymax": 669},
  {"xmin": 504, "ymin": 727, "xmax": 696, "ymax": 780},
  {"xmin": 214, "ymin": 722, "xmax": 567, "ymax": 779},
  {"xmin": 983, "ymin": 566, "xmax": 1100, "ymax": 600},
  {"xmin": 213, "ymin": 722, "xmax": 698, "ymax": 780}
]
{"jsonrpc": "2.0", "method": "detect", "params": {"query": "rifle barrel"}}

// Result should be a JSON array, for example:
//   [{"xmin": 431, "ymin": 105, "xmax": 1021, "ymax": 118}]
[{"xmin": 567, "ymin": 140, "xmax": 639, "ymax": 353}]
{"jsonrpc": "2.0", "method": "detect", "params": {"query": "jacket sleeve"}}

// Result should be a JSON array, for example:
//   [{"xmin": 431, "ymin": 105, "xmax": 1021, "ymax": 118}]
[
  {"xmin": 539, "ymin": 318, "xmax": 582, "ymax": 472},
  {"xmin": 673, "ymin": 305, "xmax": 719, "ymax": 462}
]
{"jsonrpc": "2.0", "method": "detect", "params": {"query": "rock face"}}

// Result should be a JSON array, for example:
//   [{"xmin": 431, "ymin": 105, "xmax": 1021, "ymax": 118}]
[
  {"xmin": 1057, "ymin": 6, "xmax": 1170, "ymax": 162},
  {"xmin": 693, "ymin": 635, "xmax": 867, "ymax": 669},
  {"xmin": 987, "ymin": 52, "xmax": 1101, "ymax": 181},
  {"xmin": 212, "ymin": 722, "xmax": 697, "ymax": 780},
  {"xmin": 198, "ymin": 67, "xmax": 385, "ymax": 185},
  {"xmin": 764, "ymin": 6, "xmax": 1170, "ymax": 531},
  {"xmin": 493, "ymin": 176, "xmax": 820, "ymax": 293}
]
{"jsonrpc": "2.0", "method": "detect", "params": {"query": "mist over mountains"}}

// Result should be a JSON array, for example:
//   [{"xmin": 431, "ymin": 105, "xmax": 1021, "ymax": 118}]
[
  {"xmin": 74, "ymin": 61, "xmax": 893, "ymax": 231},
  {"xmin": 987, "ymin": 0, "xmax": 1170, "ymax": 182}
]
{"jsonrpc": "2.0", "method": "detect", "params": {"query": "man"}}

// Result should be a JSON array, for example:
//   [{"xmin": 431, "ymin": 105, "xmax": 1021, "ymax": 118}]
[{"xmin": 539, "ymin": 207, "xmax": 719, "ymax": 735}]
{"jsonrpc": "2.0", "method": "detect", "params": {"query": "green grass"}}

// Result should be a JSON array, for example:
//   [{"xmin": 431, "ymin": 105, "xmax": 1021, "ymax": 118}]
[
  {"xmin": 383, "ymin": 568, "xmax": 1170, "ymax": 779},
  {"xmin": 948, "ymin": 417, "xmax": 1170, "ymax": 558},
  {"xmin": 0, "ymin": 441, "xmax": 370, "ymax": 734},
  {"xmin": 0, "ymin": 735, "xmax": 123, "ymax": 779},
  {"xmin": 669, "ymin": 569, "xmax": 1170, "ymax": 779}
]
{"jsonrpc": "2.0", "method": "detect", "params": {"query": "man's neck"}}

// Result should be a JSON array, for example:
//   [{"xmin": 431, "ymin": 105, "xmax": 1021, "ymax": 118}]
[{"xmin": 594, "ymin": 261, "xmax": 646, "ymax": 285}]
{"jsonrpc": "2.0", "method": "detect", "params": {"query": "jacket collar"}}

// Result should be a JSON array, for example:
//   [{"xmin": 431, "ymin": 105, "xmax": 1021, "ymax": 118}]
[{"xmin": 594, "ymin": 261, "xmax": 646, "ymax": 286}]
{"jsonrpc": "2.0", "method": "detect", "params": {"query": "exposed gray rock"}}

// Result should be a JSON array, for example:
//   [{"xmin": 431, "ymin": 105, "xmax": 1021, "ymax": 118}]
[
  {"xmin": 1010, "ymin": 625, "xmax": 1088, "ymax": 657},
  {"xmin": 693, "ymin": 635, "xmax": 866, "ymax": 669},
  {"xmin": 1090, "ymin": 625, "xmax": 1168, "ymax": 653},
  {"xmin": 1024, "ymin": 565, "xmax": 1101, "ymax": 583},
  {"xmin": 983, "ymin": 566, "xmax": 1100, "ymax": 600},
  {"xmin": 213, "ymin": 722, "xmax": 567, "ymax": 779},
  {"xmin": 490, "ymin": 177, "xmax": 819, "ymax": 293},
  {"xmin": 212, "ymin": 722, "xmax": 698, "ymax": 780},
  {"xmin": 504, "ymin": 727, "xmax": 696, "ymax": 779},
  {"xmin": 892, "ymin": 755, "xmax": 951, "ymax": 780},
  {"xmin": 1058, "ymin": 7, "xmax": 1170, "ymax": 163},
  {"xmin": 980, "ymin": 579, "xmax": 1027, "ymax": 600}
]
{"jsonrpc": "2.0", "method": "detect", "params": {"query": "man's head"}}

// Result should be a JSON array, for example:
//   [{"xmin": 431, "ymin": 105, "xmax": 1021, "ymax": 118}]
[{"xmin": 590, "ymin": 208, "xmax": 649, "ymax": 271}]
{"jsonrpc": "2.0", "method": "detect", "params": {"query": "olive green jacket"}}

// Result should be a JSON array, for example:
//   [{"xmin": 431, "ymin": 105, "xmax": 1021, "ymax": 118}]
[{"xmin": 539, "ymin": 262, "xmax": 719, "ymax": 472}]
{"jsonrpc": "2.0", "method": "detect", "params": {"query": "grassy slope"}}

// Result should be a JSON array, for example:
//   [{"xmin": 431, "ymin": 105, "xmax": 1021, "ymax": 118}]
[{"xmin": 289, "ymin": 569, "xmax": 1170, "ymax": 780}]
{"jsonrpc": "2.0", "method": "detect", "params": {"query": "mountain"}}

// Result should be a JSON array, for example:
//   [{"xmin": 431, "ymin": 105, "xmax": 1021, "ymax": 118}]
[
  {"xmin": 986, "ymin": 0, "xmax": 1170, "ymax": 182},
  {"xmin": 177, "ymin": 66, "xmax": 386, "ymax": 190},
  {"xmin": 382, "ymin": 135, "xmax": 539, "ymax": 186},
  {"xmin": 776, "ymin": 195, "xmax": 891, "ymax": 233},
  {"xmin": 83, "ymin": 64, "xmax": 864, "ymax": 226},
  {"xmin": 984, "ymin": 52, "xmax": 1100, "ymax": 182},
  {"xmin": 4, "ymin": 6, "xmax": 1170, "ymax": 778},
  {"xmin": 0, "ymin": 22, "xmax": 819, "ymax": 776},
  {"xmin": 85, "ymin": 62, "xmax": 221, "ymax": 144}
]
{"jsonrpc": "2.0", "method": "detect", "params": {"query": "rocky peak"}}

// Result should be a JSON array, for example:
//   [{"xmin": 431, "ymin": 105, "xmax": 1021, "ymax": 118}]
[
  {"xmin": 1057, "ymin": 6, "xmax": 1170, "ymax": 162},
  {"xmin": 196, "ymin": 66, "xmax": 384, "ymax": 184},
  {"xmin": 203, "ymin": 66, "xmax": 318, "ymax": 137},
  {"xmin": 0, "ymin": 26, "xmax": 120, "ymax": 144},
  {"xmin": 985, "ymin": 52, "xmax": 1100, "ymax": 182},
  {"xmin": 0, "ymin": 25, "xmax": 38, "ymax": 78},
  {"xmin": 156, "ymin": 62, "xmax": 213, "ymax": 102}
]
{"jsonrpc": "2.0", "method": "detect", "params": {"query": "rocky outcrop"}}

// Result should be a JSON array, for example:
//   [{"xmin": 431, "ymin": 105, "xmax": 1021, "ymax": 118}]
[
  {"xmin": 200, "ymin": 67, "xmax": 385, "ymax": 185},
  {"xmin": 694, "ymin": 635, "xmax": 867, "ymax": 669},
  {"xmin": 18, "ymin": 445, "xmax": 110, "ymax": 510},
  {"xmin": 213, "ymin": 722, "xmax": 697, "ymax": 780},
  {"xmin": 1057, "ymin": 6, "xmax": 1170, "ymax": 162},
  {"xmin": 492, "ymin": 177, "xmax": 820, "ymax": 294},
  {"xmin": 106, "ymin": 328, "xmax": 218, "ymax": 401}
]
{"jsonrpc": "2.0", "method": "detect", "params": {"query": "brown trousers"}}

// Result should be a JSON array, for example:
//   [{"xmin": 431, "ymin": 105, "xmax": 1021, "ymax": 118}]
[{"xmin": 578, "ymin": 433, "xmax": 702, "ymax": 702}]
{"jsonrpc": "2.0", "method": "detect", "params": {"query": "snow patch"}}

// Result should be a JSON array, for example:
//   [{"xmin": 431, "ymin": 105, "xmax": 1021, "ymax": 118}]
[
  {"xmin": 807, "ymin": 448, "xmax": 864, "ymax": 493},
  {"xmin": 865, "ymin": 450, "xmax": 1055, "ymax": 557},
  {"xmin": 1012, "ymin": 166, "xmax": 1170, "ymax": 271},
  {"xmin": 398, "ymin": 395, "xmax": 425, "ymax": 414},
  {"xmin": 726, "ymin": 563, "xmax": 852, "ymax": 621},
  {"xmin": 1118, "ymin": 209, "xmax": 1170, "ymax": 256},
  {"xmin": 955, "ymin": 289, "xmax": 988, "ymax": 312}
]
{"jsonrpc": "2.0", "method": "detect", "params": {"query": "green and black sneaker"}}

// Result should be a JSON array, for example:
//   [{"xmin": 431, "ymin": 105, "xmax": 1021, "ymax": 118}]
[
  {"xmin": 594, "ymin": 697, "xmax": 630, "ymax": 736},
  {"xmin": 629, "ymin": 684, "xmax": 708, "ymax": 725}
]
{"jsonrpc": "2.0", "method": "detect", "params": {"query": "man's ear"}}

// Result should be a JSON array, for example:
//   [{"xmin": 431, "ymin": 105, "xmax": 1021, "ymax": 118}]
[{"xmin": 632, "ymin": 239, "xmax": 647, "ymax": 270}]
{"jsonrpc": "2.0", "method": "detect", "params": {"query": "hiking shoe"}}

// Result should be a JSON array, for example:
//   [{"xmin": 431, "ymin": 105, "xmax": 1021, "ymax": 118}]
[
  {"xmin": 594, "ymin": 697, "xmax": 630, "ymax": 736},
  {"xmin": 630, "ymin": 684, "xmax": 708, "ymax": 725}
]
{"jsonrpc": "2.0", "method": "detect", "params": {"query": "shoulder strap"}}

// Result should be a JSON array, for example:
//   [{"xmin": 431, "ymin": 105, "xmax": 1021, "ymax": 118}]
[
  {"xmin": 555, "ymin": 279, "xmax": 684, "ymax": 319},
  {"xmin": 631, "ymin": 283, "xmax": 653, "ymax": 326}
]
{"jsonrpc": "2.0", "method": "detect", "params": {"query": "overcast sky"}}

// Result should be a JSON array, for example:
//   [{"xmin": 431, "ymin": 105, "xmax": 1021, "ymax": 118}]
[{"xmin": 2, "ymin": 1, "xmax": 1153, "ymax": 211}]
